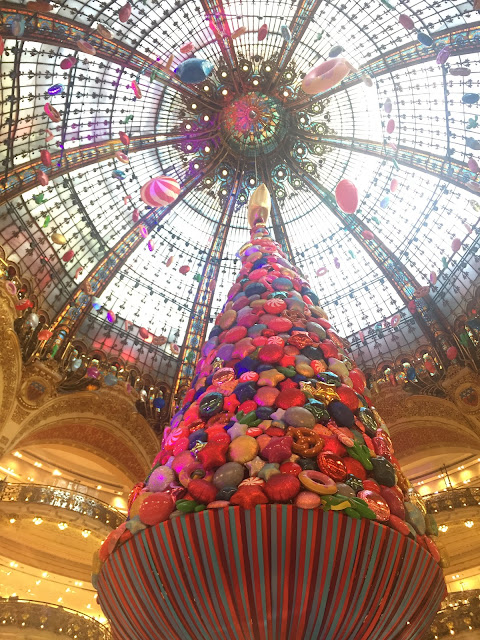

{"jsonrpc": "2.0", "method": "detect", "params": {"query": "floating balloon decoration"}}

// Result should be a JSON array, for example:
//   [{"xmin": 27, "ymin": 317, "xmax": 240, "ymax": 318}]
[
  {"xmin": 170, "ymin": 343, "xmax": 180, "ymax": 355},
  {"xmin": 468, "ymin": 158, "xmax": 479, "ymax": 173},
  {"xmin": 38, "ymin": 329, "xmax": 53, "ymax": 341},
  {"xmin": 258, "ymin": 24, "xmax": 268, "ymax": 41},
  {"xmin": 451, "ymin": 238, "xmax": 462, "ymax": 252},
  {"xmin": 44, "ymin": 103, "xmax": 61, "ymax": 122},
  {"xmin": 45, "ymin": 129, "xmax": 54, "ymax": 142},
  {"xmin": 106, "ymin": 310, "xmax": 116, "ymax": 323},
  {"xmin": 362, "ymin": 230, "xmax": 374, "ymax": 240},
  {"xmin": 86, "ymin": 366, "xmax": 100, "ymax": 379},
  {"xmin": 51, "ymin": 232, "xmax": 67, "ymax": 245},
  {"xmin": 462, "ymin": 93, "xmax": 480, "ymax": 105},
  {"xmin": 248, "ymin": 184, "xmax": 271, "ymax": 227},
  {"xmin": 348, "ymin": 249, "xmax": 356, "ymax": 259},
  {"xmin": 60, "ymin": 56, "xmax": 77, "ymax": 70},
  {"xmin": 174, "ymin": 58, "xmax": 214, "ymax": 84},
  {"xmin": 15, "ymin": 299, "xmax": 34, "ymax": 311},
  {"xmin": 165, "ymin": 256, "xmax": 174, "ymax": 267},
  {"xmin": 119, "ymin": 131, "xmax": 130, "ymax": 146},
  {"xmin": 429, "ymin": 272, "xmax": 437, "ymax": 285},
  {"xmin": 464, "ymin": 222, "xmax": 473, "ymax": 234},
  {"xmin": 333, "ymin": 257, "xmax": 340, "ymax": 269},
  {"xmin": 91, "ymin": 297, "xmax": 102, "ymax": 310},
  {"xmin": 302, "ymin": 58, "xmax": 353, "ymax": 95},
  {"xmin": 33, "ymin": 193, "xmax": 45, "ymax": 204},
  {"xmin": 37, "ymin": 170, "xmax": 49, "ymax": 186},
  {"xmin": 62, "ymin": 249, "xmax": 74, "ymax": 262},
  {"xmin": 123, "ymin": 196, "xmax": 132, "ymax": 205},
  {"xmin": 115, "ymin": 151, "xmax": 129, "ymax": 163},
  {"xmin": 380, "ymin": 196, "xmax": 390, "ymax": 208},
  {"xmin": 153, "ymin": 397, "xmax": 165, "ymax": 410},
  {"xmin": 417, "ymin": 32, "xmax": 433, "ymax": 46},
  {"xmin": 118, "ymin": 2, "xmax": 132, "ymax": 22},
  {"xmin": 140, "ymin": 226, "xmax": 148, "ymax": 238},
  {"xmin": 208, "ymin": 279, "xmax": 216, "ymax": 291},
  {"xmin": 96, "ymin": 24, "xmax": 112, "ymax": 38},
  {"xmin": 467, "ymin": 181, "xmax": 480, "ymax": 193},
  {"xmin": 11, "ymin": 17, "xmax": 25, "ymax": 36},
  {"xmin": 335, "ymin": 179, "xmax": 358, "ymax": 213},
  {"xmin": 329, "ymin": 45, "xmax": 344, "ymax": 57},
  {"xmin": 74, "ymin": 267, "xmax": 83, "ymax": 279},
  {"xmin": 398, "ymin": 14, "xmax": 414, "ymax": 30},
  {"xmin": 147, "ymin": 240, "xmax": 154, "ymax": 251},
  {"xmin": 132, "ymin": 209, "xmax": 140, "ymax": 222},
  {"xmin": 386, "ymin": 119, "xmax": 395, "ymax": 134},
  {"xmin": 384, "ymin": 98, "xmax": 392, "ymax": 114},
  {"xmin": 414, "ymin": 286, "xmax": 430, "ymax": 298},
  {"xmin": 436, "ymin": 46, "xmax": 450, "ymax": 65},
  {"xmin": 316, "ymin": 266, "xmax": 327, "ymax": 277},
  {"xmin": 424, "ymin": 359, "xmax": 436, "ymax": 374},
  {"xmin": 407, "ymin": 300, "xmax": 417, "ymax": 313},
  {"xmin": 390, "ymin": 313, "xmax": 400, "ymax": 327},
  {"xmin": 131, "ymin": 81, "xmax": 142, "ymax": 99},
  {"xmin": 140, "ymin": 176, "xmax": 180, "ymax": 207},
  {"xmin": 179, "ymin": 265, "xmax": 190, "ymax": 275},
  {"xmin": 77, "ymin": 39, "xmax": 96, "ymax": 55},
  {"xmin": 152, "ymin": 335, "xmax": 167, "ymax": 346},
  {"xmin": 5, "ymin": 281, "xmax": 16, "ymax": 296},
  {"xmin": 361, "ymin": 73, "xmax": 374, "ymax": 87},
  {"xmin": 466, "ymin": 137, "xmax": 480, "ymax": 150},
  {"xmin": 450, "ymin": 67, "xmax": 470, "ymax": 77},
  {"xmin": 0, "ymin": 35, "xmax": 4, "ymax": 56},
  {"xmin": 390, "ymin": 178, "xmax": 398, "ymax": 192},
  {"xmin": 180, "ymin": 42, "xmax": 195, "ymax": 54},
  {"xmin": 231, "ymin": 26, "xmax": 247, "ymax": 39},
  {"xmin": 40, "ymin": 149, "xmax": 52, "ymax": 167},
  {"xmin": 446, "ymin": 346, "xmax": 458, "ymax": 360},
  {"xmin": 113, "ymin": 169, "xmax": 126, "ymax": 180},
  {"xmin": 48, "ymin": 84, "xmax": 64, "ymax": 96},
  {"xmin": 281, "ymin": 25, "xmax": 291, "ymax": 42},
  {"xmin": 139, "ymin": 327, "xmax": 150, "ymax": 339}
]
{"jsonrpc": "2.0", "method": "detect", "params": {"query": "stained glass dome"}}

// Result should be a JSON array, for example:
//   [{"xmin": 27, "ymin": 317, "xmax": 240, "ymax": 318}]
[{"xmin": 1, "ymin": 0, "xmax": 479, "ymax": 395}]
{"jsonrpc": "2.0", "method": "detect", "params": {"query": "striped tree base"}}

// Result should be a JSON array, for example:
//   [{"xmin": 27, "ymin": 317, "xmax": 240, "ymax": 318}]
[{"xmin": 98, "ymin": 506, "xmax": 445, "ymax": 640}]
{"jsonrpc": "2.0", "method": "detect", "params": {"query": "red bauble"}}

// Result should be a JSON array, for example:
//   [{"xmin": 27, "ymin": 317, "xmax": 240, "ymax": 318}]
[
  {"xmin": 264, "ymin": 474, "xmax": 300, "ymax": 502},
  {"xmin": 138, "ymin": 493, "xmax": 174, "ymax": 526},
  {"xmin": 343, "ymin": 457, "xmax": 368, "ymax": 480},
  {"xmin": 279, "ymin": 462, "xmax": 302, "ymax": 476}
]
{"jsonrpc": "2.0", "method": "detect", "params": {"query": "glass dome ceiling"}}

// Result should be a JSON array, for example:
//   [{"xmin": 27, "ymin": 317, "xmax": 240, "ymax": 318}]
[{"xmin": 1, "ymin": 0, "xmax": 480, "ymax": 382}]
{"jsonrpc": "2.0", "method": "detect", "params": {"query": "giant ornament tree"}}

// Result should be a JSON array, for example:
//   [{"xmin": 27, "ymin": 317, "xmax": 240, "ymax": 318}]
[{"xmin": 95, "ymin": 185, "xmax": 445, "ymax": 640}]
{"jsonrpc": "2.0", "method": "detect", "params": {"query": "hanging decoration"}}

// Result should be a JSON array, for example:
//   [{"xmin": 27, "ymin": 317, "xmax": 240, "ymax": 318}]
[
  {"xmin": 335, "ymin": 179, "xmax": 358, "ymax": 213},
  {"xmin": 140, "ymin": 176, "xmax": 180, "ymax": 207},
  {"xmin": 302, "ymin": 58, "xmax": 354, "ymax": 95}
]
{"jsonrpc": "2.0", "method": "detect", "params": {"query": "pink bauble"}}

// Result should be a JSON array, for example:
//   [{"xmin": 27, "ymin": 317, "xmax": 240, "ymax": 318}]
[
  {"xmin": 386, "ymin": 119, "xmax": 395, "ymax": 134},
  {"xmin": 398, "ymin": 14, "xmax": 414, "ymax": 30},
  {"xmin": 132, "ymin": 208, "xmax": 140, "ymax": 222},
  {"xmin": 179, "ymin": 265, "xmax": 190, "ymax": 275},
  {"xmin": 119, "ymin": 131, "xmax": 130, "ymax": 145},
  {"xmin": 140, "ymin": 176, "xmax": 180, "ymax": 207},
  {"xmin": 446, "ymin": 346, "xmax": 458, "ymax": 360},
  {"xmin": 40, "ymin": 149, "xmax": 51, "ymax": 167},
  {"xmin": 407, "ymin": 300, "xmax": 417, "ymax": 313},
  {"xmin": 118, "ymin": 2, "xmax": 132, "ymax": 22},
  {"xmin": 468, "ymin": 157, "xmax": 479, "ymax": 173},
  {"xmin": 138, "ymin": 493, "xmax": 174, "ymax": 526},
  {"xmin": 62, "ymin": 249, "xmax": 74, "ymax": 262},
  {"xmin": 115, "ymin": 150, "xmax": 129, "ymax": 163},
  {"xmin": 335, "ymin": 179, "xmax": 358, "ymax": 213},
  {"xmin": 390, "ymin": 178, "xmax": 399, "ymax": 192},
  {"xmin": 361, "ymin": 230, "xmax": 374, "ymax": 240},
  {"xmin": 451, "ymin": 238, "xmax": 462, "ymax": 252},
  {"xmin": 429, "ymin": 271, "xmax": 437, "ymax": 285},
  {"xmin": 37, "ymin": 169, "xmax": 49, "ymax": 186}
]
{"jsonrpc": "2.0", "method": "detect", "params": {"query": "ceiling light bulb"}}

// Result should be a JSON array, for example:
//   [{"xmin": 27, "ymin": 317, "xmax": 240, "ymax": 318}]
[
  {"xmin": 253, "ymin": 79, "xmax": 259, "ymax": 86},
  {"xmin": 186, "ymin": 145, "xmax": 192, "ymax": 151},
  {"xmin": 438, "ymin": 524, "xmax": 448, "ymax": 533},
  {"xmin": 265, "ymin": 66, "xmax": 271, "ymax": 72},
  {"xmin": 193, "ymin": 163, "xmax": 200, "ymax": 170},
  {"xmin": 185, "ymin": 124, "xmax": 192, "ymax": 130},
  {"xmin": 221, "ymin": 71, "xmax": 227, "ymax": 77},
  {"xmin": 191, "ymin": 103, "xmax": 197, "ymax": 110},
  {"xmin": 242, "ymin": 65, "xmax": 248, "ymax": 71},
  {"xmin": 203, "ymin": 115, "xmax": 209, "ymax": 121},
  {"xmin": 58, "ymin": 522, "xmax": 68, "ymax": 530},
  {"xmin": 465, "ymin": 519, "xmax": 474, "ymax": 528},
  {"xmin": 221, "ymin": 169, "xmax": 228, "ymax": 176},
  {"xmin": 32, "ymin": 517, "xmax": 43, "ymax": 525},
  {"xmin": 222, "ymin": 89, "xmax": 228, "ymax": 95},
  {"xmin": 203, "ymin": 85, "xmax": 209, "ymax": 91},
  {"xmin": 205, "ymin": 146, "xmax": 211, "ymax": 153},
  {"xmin": 52, "ymin": 469, "xmax": 61, "ymax": 476},
  {"xmin": 283, "ymin": 90, "xmax": 289, "ymax": 97},
  {"xmin": 9, "ymin": 518, "xmax": 15, "ymax": 524},
  {"xmin": 82, "ymin": 529, "xmax": 91, "ymax": 538}
]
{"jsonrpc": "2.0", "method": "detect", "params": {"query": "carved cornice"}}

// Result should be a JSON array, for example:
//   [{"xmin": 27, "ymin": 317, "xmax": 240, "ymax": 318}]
[{"xmin": 0, "ymin": 288, "xmax": 23, "ymax": 440}]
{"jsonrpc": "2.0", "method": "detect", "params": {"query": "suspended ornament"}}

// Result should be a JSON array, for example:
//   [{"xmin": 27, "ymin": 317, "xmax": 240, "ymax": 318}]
[
  {"xmin": 390, "ymin": 178, "xmax": 398, "ymax": 192},
  {"xmin": 380, "ymin": 196, "xmax": 390, "ymax": 208},
  {"xmin": 417, "ymin": 32, "xmax": 433, "ymax": 47},
  {"xmin": 34, "ymin": 193, "xmax": 45, "ymax": 204},
  {"xmin": 147, "ymin": 240, "xmax": 154, "ymax": 252},
  {"xmin": 333, "ymin": 257, "xmax": 341, "ymax": 269},
  {"xmin": 467, "ymin": 181, "xmax": 480, "ymax": 193},
  {"xmin": 104, "ymin": 373, "xmax": 118, "ymax": 387},
  {"xmin": 466, "ymin": 137, "xmax": 480, "ymax": 150},
  {"xmin": 115, "ymin": 151, "xmax": 129, "ymax": 163},
  {"xmin": 0, "ymin": 35, "xmax": 4, "ymax": 56},
  {"xmin": 464, "ymin": 221, "xmax": 473, "ymax": 234},
  {"xmin": 193, "ymin": 273, "xmax": 202, "ymax": 282},
  {"xmin": 25, "ymin": 313, "xmax": 40, "ymax": 329},
  {"xmin": 140, "ymin": 226, "xmax": 148, "ymax": 238},
  {"xmin": 179, "ymin": 265, "xmax": 190, "ymax": 275},
  {"xmin": 132, "ymin": 209, "xmax": 140, "ymax": 222},
  {"xmin": 113, "ymin": 169, "xmax": 126, "ymax": 180},
  {"xmin": 208, "ymin": 279, "xmax": 216, "ymax": 292},
  {"xmin": 358, "ymin": 330, "xmax": 365, "ymax": 342},
  {"xmin": 40, "ymin": 149, "xmax": 52, "ymax": 167},
  {"xmin": 140, "ymin": 176, "xmax": 181, "ymax": 207},
  {"xmin": 48, "ymin": 84, "xmax": 64, "ymax": 96},
  {"xmin": 247, "ymin": 184, "xmax": 271, "ymax": 227},
  {"xmin": 361, "ymin": 230, "xmax": 374, "ymax": 240},
  {"xmin": 329, "ymin": 45, "xmax": 344, "ymax": 58},
  {"xmin": 74, "ymin": 267, "xmax": 83, "ymax": 279},
  {"xmin": 281, "ymin": 25, "xmax": 291, "ymax": 42},
  {"xmin": 62, "ymin": 249, "xmax": 75, "ymax": 262},
  {"xmin": 424, "ymin": 359, "xmax": 436, "ymax": 374},
  {"xmin": 468, "ymin": 158, "xmax": 479, "ymax": 173},
  {"xmin": 361, "ymin": 73, "xmax": 374, "ymax": 87},
  {"xmin": 15, "ymin": 299, "xmax": 34, "ymax": 311},
  {"xmin": 174, "ymin": 58, "xmax": 214, "ymax": 84},
  {"xmin": 118, "ymin": 2, "xmax": 132, "ymax": 22},
  {"xmin": 11, "ymin": 17, "xmax": 26, "ymax": 36},
  {"xmin": 60, "ymin": 55, "xmax": 77, "ymax": 70},
  {"xmin": 36, "ymin": 170, "xmax": 49, "ymax": 187},
  {"xmin": 335, "ymin": 179, "xmax": 358, "ymax": 213},
  {"xmin": 152, "ymin": 335, "xmax": 168, "ymax": 346},
  {"xmin": 386, "ymin": 119, "xmax": 395, "ymax": 134},
  {"xmin": 442, "ymin": 256, "xmax": 449, "ymax": 269},
  {"xmin": 406, "ymin": 366, "xmax": 416, "ymax": 381},
  {"xmin": 153, "ymin": 396, "xmax": 166, "ymax": 410},
  {"xmin": 398, "ymin": 14, "xmax": 414, "ymax": 30},
  {"xmin": 119, "ymin": 131, "xmax": 130, "ymax": 146},
  {"xmin": 170, "ymin": 343, "xmax": 180, "ymax": 355},
  {"xmin": 452, "ymin": 238, "xmax": 462, "ymax": 252},
  {"xmin": 436, "ymin": 46, "xmax": 450, "ymax": 65},
  {"xmin": 462, "ymin": 93, "xmax": 480, "ymax": 105},
  {"xmin": 316, "ymin": 266, "xmax": 327, "ymax": 277},
  {"xmin": 91, "ymin": 297, "xmax": 102, "ymax": 310},
  {"xmin": 43, "ymin": 215, "xmax": 50, "ymax": 227},
  {"xmin": 390, "ymin": 314, "xmax": 400, "ymax": 327},
  {"xmin": 232, "ymin": 26, "xmax": 247, "ymax": 39},
  {"xmin": 180, "ymin": 42, "xmax": 195, "ymax": 54},
  {"xmin": 86, "ymin": 366, "xmax": 100, "ymax": 379},
  {"xmin": 124, "ymin": 195, "xmax": 132, "ymax": 205},
  {"xmin": 106, "ymin": 310, "xmax": 116, "ymax": 323},
  {"xmin": 414, "ymin": 286, "xmax": 430, "ymax": 298},
  {"xmin": 446, "ymin": 346, "xmax": 458, "ymax": 360},
  {"xmin": 96, "ymin": 24, "xmax": 112, "ymax": 38},
  {"xmin": 44, "ymin": 103, "xmax": 61, "ymax": 122},
  {"xmin": 51, "ymin": 232, "xmax": 67, "ymax": 245},
  {"xmin": 302, "ymin": 58, "xmax": 354, "ymax": 95},
  {"xmin": 166, "ymin": 256, "xmax": 174, "ymax": 267},
  {"xmin": 5, "ymin": 281, "xmax": 16, "ymax": 296},
  {"xmin": 77, "ymin": 39, "xmax": 96, "ymax": 55},
  {"xmin": 450, "ymin": 67, "xmax": 471, "ymax": 77},
  {"xmin": 429, "ymin": 271, "xmax": 437, "ymax": 285},
  {"xmin": 348, "ymin": 250, "xmax": 356, "ymax": 259},
  {"xmin": 38, "ymin": 329, "xmax": 53, "ymax": 341},
  {"xmin": 384, "ymin": 98, "xmax": 392, "ymax": 114},
  {"xmin": 408, "ymin": 300, "xmax": 417, "ymax": 313},
  {"xmin": 258, "ymin": 23, "xmax": 268, "ymax": 41},
  {"xmin": 139, "ymin": 327, "xmax": 150, "ymax": 340},
  {"xmin": 45, "ymin": 129, "xmax": 54, "ymax": 142}
]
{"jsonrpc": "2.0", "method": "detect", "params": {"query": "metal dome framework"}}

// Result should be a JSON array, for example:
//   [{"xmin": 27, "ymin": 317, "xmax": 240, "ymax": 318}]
[{"xmin": 1, "ymin": 0, "xmax": 480, "ymax": 401}]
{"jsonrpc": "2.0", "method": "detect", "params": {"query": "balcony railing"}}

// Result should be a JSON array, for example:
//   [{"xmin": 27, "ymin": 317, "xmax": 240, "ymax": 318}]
[
  {"xmin": 423, "ymin": 487, "xmax": 480, "ymax": 514},
  {"xmin": 0, "ymin": 599, "xmax": 112, "ymax": 639},
  {"xmin": 0, "ymin": 482, "xmax": 125, "ymax": 530},
  {"xmin": 424, "ymin": 589, "xmax": 480, "ymax": 639}
]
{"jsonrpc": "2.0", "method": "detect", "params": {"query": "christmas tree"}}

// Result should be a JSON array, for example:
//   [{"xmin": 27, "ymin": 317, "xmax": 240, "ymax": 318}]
[{"xmin": 95, "ymin": 186, "xmax": 446, "ymax": 640}]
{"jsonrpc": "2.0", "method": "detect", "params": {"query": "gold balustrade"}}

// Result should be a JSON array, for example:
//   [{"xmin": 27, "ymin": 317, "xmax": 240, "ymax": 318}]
[
  {"xmin": 423, "ymin": 487, "xmax": 480, "ymax": 515},
  {"xmin": 0, "ymin": 482, "xmax": 125, "ymax": 530},
  {"xmin": 0, "ymin": 599, "xmax": 112, "ymax": 639}
]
